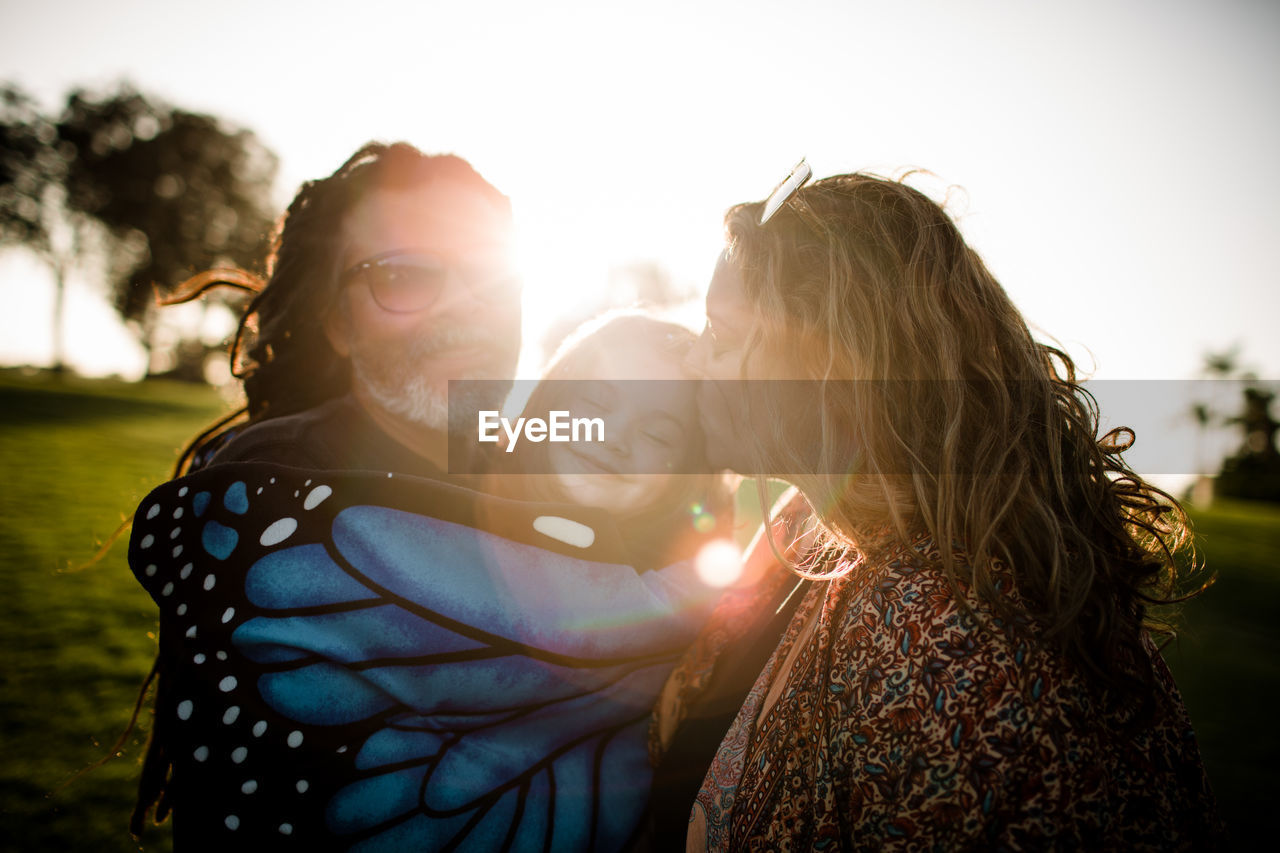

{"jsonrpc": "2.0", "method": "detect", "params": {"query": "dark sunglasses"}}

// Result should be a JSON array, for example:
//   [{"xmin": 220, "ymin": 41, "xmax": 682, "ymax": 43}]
[{"xmin": 338, "ymin": 250, "xmax": 520, "ymax": 313}]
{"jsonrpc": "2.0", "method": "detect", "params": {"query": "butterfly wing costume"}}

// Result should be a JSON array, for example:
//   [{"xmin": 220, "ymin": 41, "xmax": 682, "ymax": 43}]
[{"xmin": 129, "ymin": 464, "xmax": 719, "ymax": 851}]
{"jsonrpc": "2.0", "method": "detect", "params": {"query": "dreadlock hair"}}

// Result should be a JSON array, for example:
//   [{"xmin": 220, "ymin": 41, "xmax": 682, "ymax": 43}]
[
  {"xmin": 130, "ymin": 143, "xmax": 510, "ymax": 835},
  {"xmin": 172, "ymin": 141, "xmax": 511, "ymax": 475}
]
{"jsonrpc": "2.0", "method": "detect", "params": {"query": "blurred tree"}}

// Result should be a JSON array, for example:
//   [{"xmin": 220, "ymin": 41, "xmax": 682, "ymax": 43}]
[
  {"xmin": 1218, "ymin": 386, "xmax": 1280, "ymax": 503},
  {"xmin": 1188, "ymin": 347, "xmax": 1240, "ymax": 477},
  {"xmin": 0, "ymin": 84, "xmax": 96, "ymax": 372},
  {"xmin": 1203, "ymin": 345, "xmax": 1246, "ymax": 380},
  {"xmin": 56, "ymin": 84, "xmax": 278, "ymax": 375},
  {"xmin": 1188, "ymin": 344, "xmax": 1280, "ymax": 503}
]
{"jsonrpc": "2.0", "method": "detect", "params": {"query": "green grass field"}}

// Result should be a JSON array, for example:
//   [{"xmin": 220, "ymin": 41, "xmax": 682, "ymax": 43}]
[
  {"xmin": 1, "ymin": 371, "xmax": 1275, "ymax": 850},
  {"xmin": 1160, "ymin": 498, "xmax": 1280, "ymax": 848},
  {"xmin": 0, "ymin": 371, "xmax": 228, "ymax": 851}
]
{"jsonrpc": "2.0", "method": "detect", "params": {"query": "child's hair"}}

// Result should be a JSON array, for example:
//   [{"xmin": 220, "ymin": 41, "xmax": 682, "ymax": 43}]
[{"xmin": 499, "ymin": 310, "xmax": 734, "ymax": 571}]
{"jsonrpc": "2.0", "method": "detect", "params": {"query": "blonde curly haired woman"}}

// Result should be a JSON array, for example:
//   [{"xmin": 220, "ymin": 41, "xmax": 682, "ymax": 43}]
[{"xmin": 651, "ymin": 167, "xmax": 1223, "ymax": 850}]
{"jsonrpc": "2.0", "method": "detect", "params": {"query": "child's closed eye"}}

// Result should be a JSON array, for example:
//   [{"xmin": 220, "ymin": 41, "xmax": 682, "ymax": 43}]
[
  {"xmin": 577, "ymin": 395, "xmax": 610, "ymax": 415},
  {"xmin": 642, "ymin": 430, "xmax": 673, "ymax": 448}
]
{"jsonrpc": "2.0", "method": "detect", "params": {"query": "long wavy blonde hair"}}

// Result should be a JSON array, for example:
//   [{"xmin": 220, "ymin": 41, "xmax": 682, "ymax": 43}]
[{"xmin": 725, "ymin": 172, "xmax": 1204, "ymax": 704}]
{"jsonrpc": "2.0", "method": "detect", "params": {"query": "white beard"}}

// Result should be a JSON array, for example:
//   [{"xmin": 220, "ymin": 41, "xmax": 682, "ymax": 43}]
[{"xmin": 349, "ymin": 326, "xmax": 512, "ymax": 432}]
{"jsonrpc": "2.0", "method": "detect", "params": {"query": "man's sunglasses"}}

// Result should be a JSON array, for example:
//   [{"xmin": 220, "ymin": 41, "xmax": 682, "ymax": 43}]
[{"xmin": 338, "ymin": 251, "xmax": 520, "ymax": 314}]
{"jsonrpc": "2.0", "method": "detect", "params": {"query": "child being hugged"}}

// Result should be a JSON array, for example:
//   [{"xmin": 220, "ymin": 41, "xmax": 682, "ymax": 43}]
[{"xmin": 498, "ymin": 310, "xmax": 735, "ymax": 573}]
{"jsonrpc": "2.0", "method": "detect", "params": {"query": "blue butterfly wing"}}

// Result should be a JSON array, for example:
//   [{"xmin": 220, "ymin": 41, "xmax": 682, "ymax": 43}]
[{"xmin": 137, "ymin": 468, "xmax": 722, "ymax": 850}]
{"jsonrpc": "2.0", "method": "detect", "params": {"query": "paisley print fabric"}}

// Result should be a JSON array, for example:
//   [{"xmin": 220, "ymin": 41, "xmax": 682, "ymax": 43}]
[{"xmin": 665, "ymin": 534, "xmax": 1224, "ymax": 851}]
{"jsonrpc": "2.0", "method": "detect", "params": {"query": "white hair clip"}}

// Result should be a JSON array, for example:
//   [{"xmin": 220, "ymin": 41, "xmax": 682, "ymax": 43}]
[{"xmin": 759, "ymin": 158, "xmax": 813, "ymax": 225}]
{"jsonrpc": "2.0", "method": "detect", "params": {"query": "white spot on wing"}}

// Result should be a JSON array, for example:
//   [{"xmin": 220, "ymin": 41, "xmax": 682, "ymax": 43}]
[
  {"xmin": 260, "ymin": 518, "xmax": 297, "ymax": 546},
  {"xmin": 303, "ymin": 485, "xmax": 332, "ymax": 510},
  {"xmin": 532, "ymin": 515, "xmax": 596, "ymax": 549}
]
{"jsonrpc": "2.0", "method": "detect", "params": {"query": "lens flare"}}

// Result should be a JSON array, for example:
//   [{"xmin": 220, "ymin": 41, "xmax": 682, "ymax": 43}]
[
  {"xmin": 695, "ymin": 538, "xmax": 743, "ymax": 587},
  {"xmin": 690, "ymin": 502, "xmax": 716, "ymax": 534}
]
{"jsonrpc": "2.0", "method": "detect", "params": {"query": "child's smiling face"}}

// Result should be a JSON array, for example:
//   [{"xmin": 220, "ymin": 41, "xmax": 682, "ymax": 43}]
[{"xmin": 545, "ymin": 339, "xmax": 697, "ymax": 517}]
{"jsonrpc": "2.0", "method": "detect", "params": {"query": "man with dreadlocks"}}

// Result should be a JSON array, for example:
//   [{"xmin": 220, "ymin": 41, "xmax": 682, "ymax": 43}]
[
  {"xmin": 125, "ymin": 143, "xmax": 722, "ymax": 851},
  {"xmin": 189, "ymin": 141, "xmax": 521, "ymax": 476}
]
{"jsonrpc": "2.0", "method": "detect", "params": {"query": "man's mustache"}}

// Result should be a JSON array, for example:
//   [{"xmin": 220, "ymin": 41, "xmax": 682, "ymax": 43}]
[{"xmin": 410, "ymin": 326, "xmax": 509, "ymax": 357}]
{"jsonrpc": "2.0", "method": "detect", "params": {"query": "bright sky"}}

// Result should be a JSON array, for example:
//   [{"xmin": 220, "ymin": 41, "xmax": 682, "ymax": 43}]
[{"xmin": 2, "ymin": 0, "xmax": 1278, "ymax": 390}]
